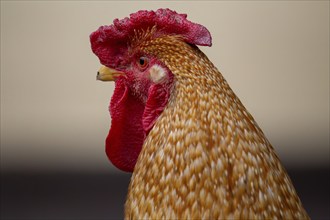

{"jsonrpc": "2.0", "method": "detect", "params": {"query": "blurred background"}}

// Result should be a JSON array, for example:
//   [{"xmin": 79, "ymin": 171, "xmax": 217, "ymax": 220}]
[{"xmin": 1, "ymin": 1, "xmax": 329, "ymax": 219}]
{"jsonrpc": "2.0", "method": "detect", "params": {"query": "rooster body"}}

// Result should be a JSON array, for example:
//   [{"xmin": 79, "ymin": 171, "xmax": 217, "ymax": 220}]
[{"xmin": 91, "ymin": 9, "xmax": 309, "ymax": 219}]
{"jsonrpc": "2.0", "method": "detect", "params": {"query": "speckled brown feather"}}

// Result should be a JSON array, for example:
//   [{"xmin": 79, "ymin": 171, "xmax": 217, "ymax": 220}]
[{"xmin": 124, "ymin": 35, "xmax": 309, "ymax": 219}]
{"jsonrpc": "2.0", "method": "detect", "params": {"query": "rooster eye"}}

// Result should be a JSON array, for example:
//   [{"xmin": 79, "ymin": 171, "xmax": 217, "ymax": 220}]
[{"xmin": 138, "ymin": 57, "xmax": 149, "ymax": 70}]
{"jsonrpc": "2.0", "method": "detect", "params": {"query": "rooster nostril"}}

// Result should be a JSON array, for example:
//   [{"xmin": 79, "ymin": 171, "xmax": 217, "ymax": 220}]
[{"xmin": 97, "ymin": 71, "xmax": 100, "ymax": 76}]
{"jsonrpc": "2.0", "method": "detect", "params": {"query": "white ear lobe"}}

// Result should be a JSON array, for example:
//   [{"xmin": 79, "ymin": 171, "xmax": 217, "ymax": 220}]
[{"xmin": 149, "ymin": 64, "xmax": 167, "ymax": 83}]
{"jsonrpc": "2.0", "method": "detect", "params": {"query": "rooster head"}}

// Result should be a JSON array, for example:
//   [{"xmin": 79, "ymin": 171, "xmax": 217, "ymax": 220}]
[{"xmin": 90, "ymin": 8, "xmax": 212, "ymax": 172}]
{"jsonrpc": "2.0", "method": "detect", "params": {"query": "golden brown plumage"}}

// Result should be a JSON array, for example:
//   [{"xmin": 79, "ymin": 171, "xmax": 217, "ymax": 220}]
[
  {"xmin": 124, "ymin": 35, "xmax": 309, "ymax": 219},
  {"xmin": 90, "ymin": 9, "xmax": 309, "ymax": 219}
]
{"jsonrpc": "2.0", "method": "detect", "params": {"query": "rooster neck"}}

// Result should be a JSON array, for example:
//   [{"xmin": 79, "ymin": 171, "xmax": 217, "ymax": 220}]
[{"xmin": 125, "ymin": 39, "xmax": 309, "ymax": 219}]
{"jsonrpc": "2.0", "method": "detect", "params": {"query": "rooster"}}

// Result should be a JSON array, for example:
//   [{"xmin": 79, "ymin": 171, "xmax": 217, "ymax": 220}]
[{"xmin": 90, "ymin": 9, "xmax": 309, "ymax": 219}]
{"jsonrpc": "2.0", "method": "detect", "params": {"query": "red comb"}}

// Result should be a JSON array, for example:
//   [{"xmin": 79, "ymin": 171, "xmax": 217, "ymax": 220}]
[{"xmin": 90, "ymin": 8, "xmax": 212, "ymax": 67}]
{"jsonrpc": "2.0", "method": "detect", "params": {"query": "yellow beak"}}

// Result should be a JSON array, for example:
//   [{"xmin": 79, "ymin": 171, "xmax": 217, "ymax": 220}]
[{"xmin": 96, "ymin": 65, "xmax": 124, "ymax": 81}]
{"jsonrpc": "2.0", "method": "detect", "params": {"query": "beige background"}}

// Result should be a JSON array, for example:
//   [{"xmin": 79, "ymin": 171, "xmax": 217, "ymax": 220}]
[{"xmin": 1, "ymin": 1, "xmax": 329, "ymax": 172}]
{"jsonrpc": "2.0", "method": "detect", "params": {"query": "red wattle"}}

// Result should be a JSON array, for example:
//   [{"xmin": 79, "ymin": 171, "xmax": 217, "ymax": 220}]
[
  {"xmin": 142, "ymin": 84, "xmax": 170, "ymax": 133},
  {"xmin": 106, "ymin": 76, "xmax": 172, "ymax": 172},
  {"xmin": 106, "ymin": 80, "xmax": 145, "ymax": 172}
]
